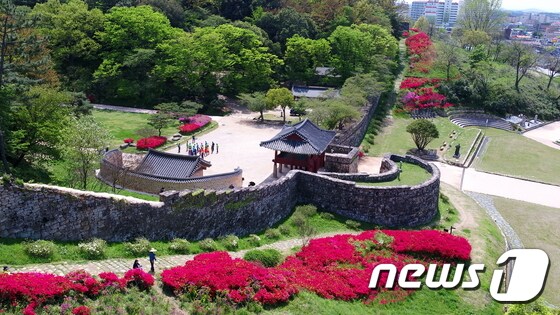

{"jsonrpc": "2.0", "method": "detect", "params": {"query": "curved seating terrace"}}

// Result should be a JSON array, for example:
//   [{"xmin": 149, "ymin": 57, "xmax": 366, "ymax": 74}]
[{"xmin": 449, "ymin": 113, "xmax": 514, "ymax": 131}]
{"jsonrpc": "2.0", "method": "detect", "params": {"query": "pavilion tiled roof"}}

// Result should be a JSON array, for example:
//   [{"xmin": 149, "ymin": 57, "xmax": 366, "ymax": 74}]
[
  {"xmin": 260, "ymin": 119, "xmax": 336, "ymax": 155},
  {"xmin": 134, "ymin": 149, "xmax": 211, "ymax": 179}
]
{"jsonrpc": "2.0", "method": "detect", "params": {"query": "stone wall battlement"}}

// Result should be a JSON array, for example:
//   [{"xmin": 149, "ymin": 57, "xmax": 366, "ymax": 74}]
[{"xmin": 0, "ymin": 155, "xmax": 439, "ymax": 241}]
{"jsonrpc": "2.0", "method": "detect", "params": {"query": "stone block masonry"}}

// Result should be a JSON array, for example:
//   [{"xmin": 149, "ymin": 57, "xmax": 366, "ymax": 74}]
[{"xmin": 0, "ymin": 155, "xmax": 439, "ymax": 241}]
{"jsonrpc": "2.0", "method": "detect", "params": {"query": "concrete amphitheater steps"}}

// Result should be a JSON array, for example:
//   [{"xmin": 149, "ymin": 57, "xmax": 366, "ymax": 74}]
[{"xmin": 449, "ymin": 115, "xmax": 514, "ymax": 131}]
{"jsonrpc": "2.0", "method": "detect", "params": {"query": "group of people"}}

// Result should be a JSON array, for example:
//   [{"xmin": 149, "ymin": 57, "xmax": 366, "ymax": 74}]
[{"xmin": 177, "ymin": 136, "xmax": 218, "ymax": 158}]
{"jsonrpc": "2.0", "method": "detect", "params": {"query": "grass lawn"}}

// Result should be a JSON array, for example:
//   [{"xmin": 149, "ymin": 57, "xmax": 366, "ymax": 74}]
[
  {"xmin": 474, "ymin": 128, "xmax": 560, "ymax": 185},
  {"xmin": 365, "ymin": 116, "xmax": 479, "ymax": 159},
  {"xmin": 492, "ymin": 197, "xmax": 560, "ymax": 305},
  {"xmin": 443, "ymin": 128, "xmax": 482, "ymax": 165},
  {"xmin": 356, "ymin": 162, "xmax": 431, "ymax": 187},
  {"xmin": 92, "ymin": 110, "xmax": 179, "ymax": 148}
]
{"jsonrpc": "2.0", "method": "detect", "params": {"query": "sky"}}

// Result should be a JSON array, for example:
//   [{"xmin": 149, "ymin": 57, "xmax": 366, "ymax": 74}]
[
  {"xmin": 404, "ymin": 0, "xmax": 560, "ymax": 13},
  {"xmin": 500, "ymin": 0, "xmax": 560, "ymax": 12}
]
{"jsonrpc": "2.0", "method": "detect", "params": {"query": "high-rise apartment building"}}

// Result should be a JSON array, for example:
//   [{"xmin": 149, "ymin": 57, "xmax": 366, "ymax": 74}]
[{"xmin": 409, "ymin": 0, "xmax": 460, "ymax": 28}]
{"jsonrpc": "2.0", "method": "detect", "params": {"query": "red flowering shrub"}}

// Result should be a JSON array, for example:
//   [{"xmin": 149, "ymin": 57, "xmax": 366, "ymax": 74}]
[
  {"xmin": 179, "ymin": 114, "xmax": 211, "ymax": 134},
  {"xmin": 400, "ymin": 78, "xmax": 440, "ymax": 90},
  {"xmin": 72, "ymin": 306, "xmax": 91, "ymax": 315},
  {"xmin": 179, "ymin": 124, "xmax": 200, "ymax": 134},
  {"xmin": 401, "ymin": 87, "xmax": 452, "ymax": 110},
  {"xmin": 162, "ymin": 252, "xmax": 298, "ymax": 305},
  {"xmin": 383, "ymin": 230, "xmax": 471, "ymax": 261},
  {"xmin": 99, "ymin": 272, "xmax": 126, "ymax": 289},
  {"xmin": 65, "ymin": 270, "xmax": 103, "ymax": 297},
  {"xmin": 123, "ymin": 138, "xmax": 134, "ymax": 144},
  {"xmin": 0, "ymin": 273, "xmax": 72, "ymax": 312},
  {"xmin": 136, "ymin": 136, "xmax": 167, "ymax": 150},
  {"xmin": 402, "ymin": 31, "xmax": 409, "ymax": 38},
  {"xmin": 405, "ymin": 32, "xmax": 432, "ymax": 56},
  {"xmin": 278, "ymin": 230, "xmax": 471, "ymax": 303},
  {"xmin": 123, "ymin": 269, "xmax": 154, "ymax": 290}
]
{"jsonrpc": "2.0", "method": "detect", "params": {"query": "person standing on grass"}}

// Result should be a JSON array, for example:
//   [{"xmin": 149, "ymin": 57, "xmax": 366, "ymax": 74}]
[{"xmin": 148, "ymin": 248, "xmax": 157, "ymax": 273}]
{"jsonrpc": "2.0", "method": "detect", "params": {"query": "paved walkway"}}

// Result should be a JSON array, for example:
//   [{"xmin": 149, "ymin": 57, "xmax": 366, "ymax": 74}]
[
  {"xmin": 523, "ymin": 121, "xmax": 560, "ymax": 150},
  {"xmin": 92, "ymin": 104, "xmax": 158, "ymax": 114},
  {"xmin": 165, "ymin": 112, "xmax": 283, "ymax": 185},
  {"xmin": 461, "ymin": 168, "xmax": 560, "ymax": 209},
  {"xmin": 12, "ymin": 232, "xmax": 356, "ymax": 276}
]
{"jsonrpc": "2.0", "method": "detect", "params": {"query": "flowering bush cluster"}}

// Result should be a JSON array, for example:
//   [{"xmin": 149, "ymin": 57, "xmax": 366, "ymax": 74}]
[
  {"xmin": 400, "ymin": 87, "xmax": 453, "ymax": 110},
  {"xmin": 400, "ymin": 77, "xmax": 440, "ymax": 90},
  {"xmin": 161, "ymin": 230, "xmax": 471, "ymax": 308},
  {"xmin": 0, "ymin": 269, "xmax": 154, "ymax": 314},
  {"xmin": 136, "ymin": 136, "xmax": 167, "ymax": 150},
  {"xmin": 161, "ymin": 252, "xmax": 298, "ymax": 305},
  {"xmin": 123, "ymin": 138, "xmax": 134, "ymax": 144},
  {"xmin": 383, "ymin": 230, "xmax": 472, "ymax": 260},
  {"xmin": 179, "ymin": 114, "xmax": 211, "ymax": 134},
  {"xmin": 77, "ymin": 238, "xmax": 107, "ymax": 259},
  {"xmin": 279, "ymin": 230, "xmax": 471, "ymax": 303},
  {"xmin": 71, "ymin": 305, "xmax": 91, "ymax": 315},
  {"xmin": 405, "ymin": 30, "xmax": 435, "ymax": 74},
  {"xmin": 123, "ymin": 268, "xmax": 155, "ymax": 291}
]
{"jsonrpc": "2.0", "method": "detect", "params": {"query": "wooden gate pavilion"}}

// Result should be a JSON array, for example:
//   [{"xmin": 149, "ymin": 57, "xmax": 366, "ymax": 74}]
[{"xmin": 260, "ymin": 119, "xmax": 336, "ymax": 178}]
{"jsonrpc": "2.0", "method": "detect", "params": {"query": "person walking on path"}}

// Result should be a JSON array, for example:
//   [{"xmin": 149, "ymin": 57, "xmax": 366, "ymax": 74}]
[
  {"xmin": 148, "ymin": 248, "xmax": 157, "ymax": 273},
  {"xmin": 177, "ymin": 143, "xmax": 181, "ymax": 153},
  {"xmin": 216, "ymin": 143, "xmax": 219, "ymax": 154},
  {"xmin": 211, "ymin": 142, "xmax": 215, "ymax": 154}
]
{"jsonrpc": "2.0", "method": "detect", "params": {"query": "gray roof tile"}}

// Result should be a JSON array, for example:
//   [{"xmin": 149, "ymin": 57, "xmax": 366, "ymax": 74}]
[
  {"xmin": 260, "ymin": 119, "xmax": 336, "ymax": 155},
  {"xmin": 135, "ymin": 150, "xmax": 211, "ymax": 179}
]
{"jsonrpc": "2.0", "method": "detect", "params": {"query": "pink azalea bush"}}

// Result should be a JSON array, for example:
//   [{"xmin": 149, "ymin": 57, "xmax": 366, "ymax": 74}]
[
  {"xmin": 179, "ymin": 114, "xmax": 211, "ymax": 134},
  {"xmin": 123, "ymin": 269, "xmax": 155, "ymax": 291},
  {"xmin": 72, "ymin": 306, "xmax": 91, "ymax": 315},
  {"xmin": 0, "ymin": 270, "xmax": 153, "ymax": 314},
  {"xmin": 136, "ymin": 136, "xmax": 167, "ymax": 150},
  {"xmin": 161, "ymin": 252, "xmax": 298, "ymax": 305},
  {"xmin": 123, "ymin": 138, "xmax": 134, "ymax": 144}
]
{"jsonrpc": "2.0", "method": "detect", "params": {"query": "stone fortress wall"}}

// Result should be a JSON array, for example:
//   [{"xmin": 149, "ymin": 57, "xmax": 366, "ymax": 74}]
[
  {"xmin": 0, "ymin": 155, "xmax": 439, "ymax": 242},
  {"xmin": 332, "ymin": 96, "xmax": 379, "ymax": 147},
  {"xmin": 97, "ymin": 150, "xmax": 243, "ymax": 194}
]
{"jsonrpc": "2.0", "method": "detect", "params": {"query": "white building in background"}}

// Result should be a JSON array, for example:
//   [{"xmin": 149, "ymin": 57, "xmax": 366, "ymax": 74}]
[{"xmin": 409, "ymin": 0, "xmax": 460, "ymax": 28}]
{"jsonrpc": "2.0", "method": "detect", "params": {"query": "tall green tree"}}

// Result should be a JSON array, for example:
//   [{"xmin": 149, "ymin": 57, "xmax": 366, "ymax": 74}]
[
  {"xmin": 255, "ymin": 8, "xmax": 317, "ymax": 47},
  {"xmin": 32, "ymin": 0, "xmax": 104, "ymax": 91},
  {"xmin": 542, "ymin": 53, "xmax": 560, "ymax": 91},
  {"xmin": 284, "ymin": 35, "xmax": 330, "ymax": 84},
  {"xmin": 436, "ymin": 39, "xmax": 464, "ymax": 80},
  {"xmin": 1, "ymin": 0, "xmax": 53, "ymax": 87},
  {"xmin": 328, "ymin": 24, "xmax": 397, "ymax": 80},
  {"xmin": 265, "ymin": 87, "xmax": 294, "ymax": 123},
  {"xmin": 94, "ymin": 5, "xmax": 177, "ymax": 105},
  {"xmin": 63, "ymin": 115, "xmax": 109, "ymax": 190},
  {"xmin": 6, "ymin": 85, "xmax": 72, "ymax": 166},
  {"xmin": 155, "ymin": 24, "xmax": 280, "ymax": 102},
  {"xmin": 239, "ymin": 92, "xmax": 270, "ymax": 121},
  {"xmin": 505, "ymin": 42, "xmax": 538, "ymax": 92},
  {"xmin": 457, "ymin": 0, "xmax": 505, "ymax": 34}
]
